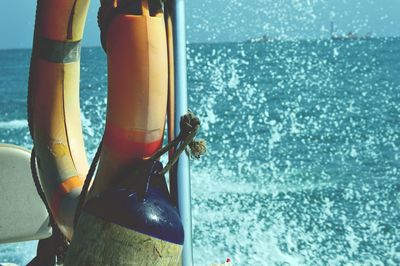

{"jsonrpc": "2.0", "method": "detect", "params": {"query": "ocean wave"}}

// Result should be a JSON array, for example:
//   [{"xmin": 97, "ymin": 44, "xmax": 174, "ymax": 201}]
[{"xmin": 0, "ymin": 119, "xmax": 28, "ymax": 130}]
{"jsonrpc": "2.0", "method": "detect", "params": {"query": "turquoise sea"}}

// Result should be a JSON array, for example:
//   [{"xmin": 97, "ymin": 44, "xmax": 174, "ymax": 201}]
[{"xmin": 0, "ymin": 38, "xmax": 400, "ymax": 265}]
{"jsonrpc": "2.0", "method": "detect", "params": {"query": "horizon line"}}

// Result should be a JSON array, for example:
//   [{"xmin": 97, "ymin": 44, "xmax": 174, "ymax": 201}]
[{"xmin": 0, "ymin": 35, "xmax": 399, "ymax": 51}]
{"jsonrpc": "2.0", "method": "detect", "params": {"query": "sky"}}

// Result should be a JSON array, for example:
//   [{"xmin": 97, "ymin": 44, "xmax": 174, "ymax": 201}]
[{"xmin": 0, "ymin": 0, "xmax": 399, "ymax": 49}]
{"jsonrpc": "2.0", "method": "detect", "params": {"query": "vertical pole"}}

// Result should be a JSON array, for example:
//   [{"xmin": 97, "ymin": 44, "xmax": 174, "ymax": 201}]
[{"xmin": 172, "ymin": 0, "xmax": 193, "ymax": 265}]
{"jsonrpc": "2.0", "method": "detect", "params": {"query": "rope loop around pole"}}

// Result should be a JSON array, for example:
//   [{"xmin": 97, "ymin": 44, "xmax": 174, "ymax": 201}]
[{"xmin": 150, "ymin": 111, "xmax": 206, "ymax": 175}]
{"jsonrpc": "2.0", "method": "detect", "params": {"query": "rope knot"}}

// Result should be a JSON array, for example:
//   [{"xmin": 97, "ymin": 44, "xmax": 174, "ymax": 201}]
[
  {"xmin": 180, "ymin": 112, "xmax": 200, "ymax": 138},
  {"xmin": 150, "ymin": 111, "xmax": 206, "ymax": 175}
]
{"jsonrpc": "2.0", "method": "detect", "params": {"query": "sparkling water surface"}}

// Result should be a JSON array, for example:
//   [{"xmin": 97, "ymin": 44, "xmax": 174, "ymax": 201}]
[{"xmin": 0, "ymin": 38, "xmax": 399, "ymax": 265}]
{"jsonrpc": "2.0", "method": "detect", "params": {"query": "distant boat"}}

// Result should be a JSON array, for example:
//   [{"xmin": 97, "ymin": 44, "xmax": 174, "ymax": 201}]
[
  {"xmin": 331, "ymin": 31, "xmax": 358, "ymax": 41},
  {"xmin": 330, "ymin": 22, "xmax": 372, "ymax": 41},
  {"xmin": 246, "ymin": 34, "xmax": 277, "ymax": 43}
]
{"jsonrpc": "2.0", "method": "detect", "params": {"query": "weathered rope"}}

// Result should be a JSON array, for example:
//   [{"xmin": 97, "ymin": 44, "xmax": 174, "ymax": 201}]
[
  {"xmin": 30, "ymin": 148, "xmax": 69, "ymax": 265},
  {"xmin": 30, "ymin": 140, "xmax": 103, "ymax": 263},
  {"xmin": 73, "ymin": 139, "xmax": 104, "ymax": 228},
  {"xmin": 72, "ymin": 113, "xmax": 205, "ymax": 235},
  {"xmin": 150, "ymin": 112, "xmax": 206, "ymax": 175}
]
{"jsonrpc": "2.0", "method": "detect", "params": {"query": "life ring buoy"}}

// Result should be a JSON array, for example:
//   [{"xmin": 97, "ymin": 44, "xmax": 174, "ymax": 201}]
[
  {"xmin": 87, "ymin": 0, "xmax": 169, "ymax": 198},
  {"xmin": 28, "ymin": 0, "xmax": 183, "ymax": 264},
  {"xmin": 28, "ymin": 0, "xmax": 90, "ymax": 239}
]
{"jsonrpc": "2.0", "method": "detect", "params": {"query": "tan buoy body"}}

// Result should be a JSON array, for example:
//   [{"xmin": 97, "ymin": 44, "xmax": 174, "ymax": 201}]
[
  {"xmin": 65, "ymin": 213, "xmax": 182, "ymax": 265},
  {"xmin": 65, "ymin": 160, "xmax": 184, "ymax": 265}
]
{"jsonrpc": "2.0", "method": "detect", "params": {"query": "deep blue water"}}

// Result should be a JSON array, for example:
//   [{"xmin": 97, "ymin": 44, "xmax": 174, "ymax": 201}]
[{"xmin": 0, "ymin": 38, "xmax": 400, "ymax": 265}]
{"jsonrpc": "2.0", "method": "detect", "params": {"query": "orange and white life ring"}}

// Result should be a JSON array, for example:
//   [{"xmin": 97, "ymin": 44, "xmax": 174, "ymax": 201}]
[{"xmin": 28, "ymin": 0, "xmax": 170, "ymax": 241}]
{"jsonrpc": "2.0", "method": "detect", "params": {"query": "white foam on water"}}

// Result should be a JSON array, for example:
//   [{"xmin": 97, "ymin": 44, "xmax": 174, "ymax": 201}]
[
  {"xmin": 0, "ymin": 241, "xmax": 37, "ymax": 266},
  {"xmin": 81, "ymin": 112, "xmax": 94, "ymax": 137},
  {"xmin": 0, "ymin": 120, "xmax": 27, "ymax": 130},
  {"xmin": 190, "ymin": 165, "xmax": 329, "ymax": 266}
]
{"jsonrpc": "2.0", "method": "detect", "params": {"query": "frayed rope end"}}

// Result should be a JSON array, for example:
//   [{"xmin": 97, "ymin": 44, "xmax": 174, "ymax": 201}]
[{"xmin": 186, "ymin": 139, "xmax": 207, "ymax": 159}]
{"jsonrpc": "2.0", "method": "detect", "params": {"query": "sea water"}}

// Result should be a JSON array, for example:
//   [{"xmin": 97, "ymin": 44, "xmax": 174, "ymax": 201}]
[{"xmin": 0, "ymin": 38, "xmax": 399, "ymax": 265}]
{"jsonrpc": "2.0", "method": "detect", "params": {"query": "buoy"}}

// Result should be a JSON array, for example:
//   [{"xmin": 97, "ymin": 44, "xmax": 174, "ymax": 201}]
[
  {"xmin": 28, "ymin": 0, "xmax": 90, "ymax": 239},
  {"xmin": 64, "ymin": 160, "xmax": 183, "ymax": 265}
]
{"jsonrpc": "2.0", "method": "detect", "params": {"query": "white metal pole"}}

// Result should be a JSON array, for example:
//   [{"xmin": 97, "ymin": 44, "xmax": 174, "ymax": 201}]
[{"xmin": 172, "ymin": 0, "xmax": 193, "ymax": 265}]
